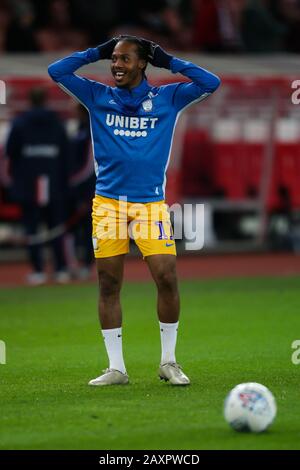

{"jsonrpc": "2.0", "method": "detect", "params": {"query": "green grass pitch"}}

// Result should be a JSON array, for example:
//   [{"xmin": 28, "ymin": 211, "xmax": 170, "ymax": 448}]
[{"xmin": 0, "ymin": 276, "xmax": 300, "ymax": 450}]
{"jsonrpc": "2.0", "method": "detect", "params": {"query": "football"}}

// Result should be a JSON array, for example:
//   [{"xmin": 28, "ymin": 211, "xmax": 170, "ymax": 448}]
[{"xmin": 224, "ymin": 382, "xmax": 277, "ymax": 433}]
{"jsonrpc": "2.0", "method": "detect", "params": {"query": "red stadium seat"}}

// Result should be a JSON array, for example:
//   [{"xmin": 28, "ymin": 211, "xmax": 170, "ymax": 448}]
[
  {"xmin": 243, "ymin": 143, "xmax": 283, "ymax": 211},
  {"xmin": 275, "ymin": 142, "xmax": 300, "ymax": 208},
  {"xmin": 266, "ymin": 163, "xmax": 282, "ymax": 211},
  {"xmin": 243, "ymin": 143, "xmax": 264, "ymax": 197},
  {"xmin": 165, "ymin": 168, "xmax": 181, "ymax": 205},
  {"xmin": 0, "ymin": 201, "xmax": 22, "ymax": 220},
  {"xmin": 212, "ymin": 141, "xmax": 247, "ymax": 199},
  {"xmin": 180, "ymin": 129, "xmax": 214, "ymax": 198}
]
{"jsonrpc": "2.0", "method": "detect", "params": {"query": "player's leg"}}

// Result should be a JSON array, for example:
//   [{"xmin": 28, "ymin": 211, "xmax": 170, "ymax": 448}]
[
  {"xmin": 145, "ymin": 254, "xmax": 190, "ymax": 385},
  {"xmin": 133, "ymin": 197, "xmax": 190, "ymax": 385},
  {"xmin": 89, "ymin": 195, "xmax": 129, "ymax": 386},
  {"xmin": 146, "ymin": 254, "xmax": 180, "ymax": 365},
  {"xmin": 79, "ymin": 208, "xmax": 94, "ymax": 279},
  {"xmin": 89, "ymin": 255, "xmax": 128, "ymax": 386},
  {"xmin": 22, "ymin": 203, "xmax": 46, "ymax": 285},
  {"xmin": 97, "ymin": 255, "xmax": 125, "ymax": 330},
  {"xmin": 146, "ymin": 253, "xmax": 179, "ymax": 324},
  {"xmin": 46, "ymin": 201, "xmax": 69, "ymax": 282}
]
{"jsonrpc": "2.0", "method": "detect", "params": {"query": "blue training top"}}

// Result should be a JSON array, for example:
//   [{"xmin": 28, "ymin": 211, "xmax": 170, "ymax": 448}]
[{"xmin": 48, "ymin": 47, "xmax": 220, "ymax": 202}]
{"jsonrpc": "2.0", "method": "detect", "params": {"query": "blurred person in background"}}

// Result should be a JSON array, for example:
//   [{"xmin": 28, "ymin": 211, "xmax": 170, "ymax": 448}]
[
  {"xmin": 192, "ymin": 0, "xmax": 245, "ymax": 53},
  {"xmin": 34, "ymin": 0, "xmax": 89, "ymax": 52},
  {"xmin": 0, "ymin": 0, "xmax": 37, "ymax": 53},
  {"xmin": 70, "ymin": 0, "xmax": 119, "ymax": 46},
  {"xmin": 111, "ymin": 0, "xmax": 193, "ymax": 51},
  {"xmin": 0, "ymin": 0, "xmax": 10, "ymax": 52},
  {"xmin": 6, "ymin": 87, "xmax": 70, "ymax": 285},
  {"xmin": 0, "ymin": 0, "xmax": 37, "ymax": 52},
  {"xmin": 68, "ymin": 104, "xmax": 95, "ymax": 280},
  {"xmin": 5, "ymin": 0, "xmax": 38, "ymax": 52},
  {"xmin": 241, "ymin": 0, "xmax": 287, "ymax": 52},
  {"xmin": 270, "ymin": 0, "xmax": 300, "ymax": 52}
]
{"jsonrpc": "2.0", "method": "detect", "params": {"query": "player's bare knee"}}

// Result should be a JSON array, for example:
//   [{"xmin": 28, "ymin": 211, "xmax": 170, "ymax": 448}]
[
  {"xmin": 98, "ymin": 271, "xmax": 121, "ymax": 298},
  {"xmin": 155, "ymin": 270, "xmax": 178, "ymax": 293}
]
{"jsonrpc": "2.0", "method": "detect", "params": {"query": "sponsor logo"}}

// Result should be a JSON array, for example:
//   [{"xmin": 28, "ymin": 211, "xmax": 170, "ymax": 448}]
[
  {"xmin": 106, "ymin": 113, "xmax": 158, "ymax": 138},
  {"xmin": 22, "ymin": 145, "xmax": 59, "ymax": 158}
]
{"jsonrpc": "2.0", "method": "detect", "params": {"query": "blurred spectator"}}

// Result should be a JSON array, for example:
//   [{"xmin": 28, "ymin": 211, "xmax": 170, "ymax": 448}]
[
  {"xmin": 0, "ymin": 1, "xmax": 10, "ymax": 52},
  {"xmin": 0, "ymin": 0, "xmax": 37, "ymax": 52},
  {"xmin": 6, "ymin": 87, "xmax": 70, "ymax": 285},
  {"xmin": 70, "ymin": 0, "xmax": 119, "ymax": 45},
  {"xmin": 5, "ymin": 0, "xmax": 38, "ymax": 52},
  {"xmin": 192, "ymin": 0, "xmax": 245, "ymax": 53},
  {"xmin": 34, "ymin": 0, "xmax": 89, "ymax": 52},
  {"xmin": 271, "ymin": 0, "xmax": 300, "ymax": 52},
  {"xmin": 68, "ymin": 104, "xmax": 95, "ymax": 280},
  {"xmin": 0, "ymin": 0, "xmax": 299, "ymax": 53},
  {"xmin": 241, "ymin": 0, "xmax": 287, "ymax": 52},
  {"xmin": 111, "ymin": 0, "xmax": 193, "ymax": 51}
]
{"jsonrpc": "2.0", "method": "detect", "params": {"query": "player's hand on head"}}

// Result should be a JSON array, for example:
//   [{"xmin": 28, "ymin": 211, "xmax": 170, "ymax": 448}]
[
  {"xmin": 97, "ymin": 38, "xmax": 118, "ymax": 60},
  {"xmin": 140, "ymin": 39, "xmax": 173, "ymax": 69}
]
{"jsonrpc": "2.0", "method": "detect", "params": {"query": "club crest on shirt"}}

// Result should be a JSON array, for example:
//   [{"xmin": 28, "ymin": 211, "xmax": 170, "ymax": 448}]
[{"xmin": 142, "ymin": 99, "xmax": 152, "ymax": 112}]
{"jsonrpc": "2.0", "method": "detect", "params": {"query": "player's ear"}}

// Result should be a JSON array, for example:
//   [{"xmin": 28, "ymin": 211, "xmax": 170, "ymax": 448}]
[{"xmin": 138, "ymin": 59, "xmax": 147, "ymax": 71}]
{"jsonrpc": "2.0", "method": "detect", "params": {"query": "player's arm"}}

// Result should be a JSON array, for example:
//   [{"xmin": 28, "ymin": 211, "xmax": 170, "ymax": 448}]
[
  {"xmin": 142, "ymin": 39, "xmax": 221, "ymax": 110},
  {"xmin": 169, "ymin": 57, "xmax": 221, "ymax": 109},
  {"xmin": 48, "ymin": 39, "xmax": 117, "ymax": 107}
]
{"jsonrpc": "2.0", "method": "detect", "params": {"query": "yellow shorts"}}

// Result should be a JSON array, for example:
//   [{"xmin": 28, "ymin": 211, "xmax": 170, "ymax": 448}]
[{"xmin": 92, "ymin": 195, "xmax": 176, "ymax": 258}]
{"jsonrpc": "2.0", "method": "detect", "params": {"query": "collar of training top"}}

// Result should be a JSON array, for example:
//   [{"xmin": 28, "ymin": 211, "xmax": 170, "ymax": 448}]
[
  {"xmin": 111, "ymin": 79, "xmax": 153, "ymax": 115},
  {"xmin": 113, "ymin": 78, "xmax": 151, "ymax": 97}
]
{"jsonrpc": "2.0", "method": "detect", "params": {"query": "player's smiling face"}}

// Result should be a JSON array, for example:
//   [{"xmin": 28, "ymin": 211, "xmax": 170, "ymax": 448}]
[{"xmin": 111, "ymin": 41, "xmax": 146, "ymax": 89}]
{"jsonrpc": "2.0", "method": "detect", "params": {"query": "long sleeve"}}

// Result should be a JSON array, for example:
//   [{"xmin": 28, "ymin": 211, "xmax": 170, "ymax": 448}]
[
  {"xmin": 48, "ymin": 48, "xmax": 105, "ymax": 108},
  {"xmin": 170, "ymin": 57, "xmax": 221, "ymax": 111}
]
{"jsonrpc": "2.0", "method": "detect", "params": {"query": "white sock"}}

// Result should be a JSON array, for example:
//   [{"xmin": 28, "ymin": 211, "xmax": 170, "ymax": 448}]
[
  {"xmin": 101, "ymin": 327, "xmax": 126, "ymax": 374},
  {"xmin": 159, "ymin": 321, "xmax": 179, "ymax": 365}
]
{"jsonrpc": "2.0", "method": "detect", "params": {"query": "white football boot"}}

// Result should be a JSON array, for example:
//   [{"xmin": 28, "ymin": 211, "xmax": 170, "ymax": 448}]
[
  {"xmin": 26, "ymin": 272, "xmax": 47, "ymax": 286},
  {"xmin": 88, "ymin": 368, "xmax": 129, "ymax": 386},
  {"xmin": 159, "ymin": 362, "xmax": 190, "ymax": 385},
  {"xmin": 53, "ymin": 270, "xmax": 71, "ymax": 284}
]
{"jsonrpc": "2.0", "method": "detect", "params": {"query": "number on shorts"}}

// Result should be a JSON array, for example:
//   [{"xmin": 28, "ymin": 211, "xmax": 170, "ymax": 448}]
[{"xmin": 155, "ymin": 221, "xmax": 174, "ymax": 240}]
